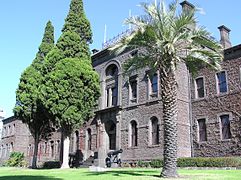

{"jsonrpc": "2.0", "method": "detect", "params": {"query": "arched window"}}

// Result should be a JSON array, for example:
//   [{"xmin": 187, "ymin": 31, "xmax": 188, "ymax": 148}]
[
  {"xmin": 151, "ymin": 117, "xmax": 159, "ymax": 145},
  {"xmin": 105, "ymin": 64, "xmax": 119, "ymax": 107},
  {"xmin": 130, "ymin": 121, "xmax": 138, "ymax": 147},
  {"xmin": 87, "ymin": 129, "xmax": 92, "ymax": 150}
]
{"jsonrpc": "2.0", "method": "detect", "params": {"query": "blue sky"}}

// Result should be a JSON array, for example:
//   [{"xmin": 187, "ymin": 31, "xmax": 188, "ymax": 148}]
[{"xmin": 0, "ymin": 0, "xmax": 240, "ymax": 118}]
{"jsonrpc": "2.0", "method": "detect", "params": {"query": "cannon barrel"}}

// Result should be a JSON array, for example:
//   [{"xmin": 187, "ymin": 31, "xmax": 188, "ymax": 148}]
[{"xmin": 107, "ymin": 149, "xmax": 123, "ymax": 157}]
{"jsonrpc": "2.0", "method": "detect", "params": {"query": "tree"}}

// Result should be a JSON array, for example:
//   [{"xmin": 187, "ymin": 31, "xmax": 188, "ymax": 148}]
[
  {"xmin": 14, "ymin": 21, "xmax": 55, "ymax": 169},
  {"xmin": 40, "ymin": 0, "xmax": 100, "ymax": 168},
  {"xmin": 112, "ymin": 0, "xmax": 223, "ymax": 178}
]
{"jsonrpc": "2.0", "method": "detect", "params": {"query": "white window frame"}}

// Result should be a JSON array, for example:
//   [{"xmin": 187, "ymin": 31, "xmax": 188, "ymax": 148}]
[
  {"xmin": 216, "ymin": 71, "xmax": 228, "ymax": 95},
  {"xmin": 194, "ymin": 76, "xmax": 205, "ymax": 99},
  {"xmin": 217, "ymin": 112, "xmax": 232, "ymax": 140}
]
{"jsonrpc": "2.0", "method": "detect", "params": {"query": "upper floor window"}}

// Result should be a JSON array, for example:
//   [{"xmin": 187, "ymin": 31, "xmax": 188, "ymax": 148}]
[
  {"xmin": 197, "ymin": 118, "xmax": 207, "ymax": 142},
  {"xmin": 195, "ymin": 77, "xmax": 205, "ymax": 98},
  {"xmin": 105, "ymin": 64, "xmax": 119, "ymax": 107},
  {"xmin": 220, "ymin": 114, "xmax": 231, "ymax": 140},
  {"xmin": 151, "ymin": 74, "xmax": 158, "ymax": 94},
  {"xmin": 129, "ymin": 77, "xmax": 137, "ymax": 103},
  {"xmin": 151, "ymin": 117, "xmax": 159, "ymax": 145},
  {"xmin": 216, "ymin": 71, "xmax": 227, "ymax": 93}
]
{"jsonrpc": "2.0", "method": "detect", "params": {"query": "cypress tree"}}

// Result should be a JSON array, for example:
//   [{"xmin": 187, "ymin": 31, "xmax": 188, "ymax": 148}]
[
  {"xmin": 40, "ymin": 0, "xmax": 100, "ymax": 168},
  {"xmin": 62, "ymin": 0, "xmax": 92, "ymax": 44},
  {"xmin": 14, "ymin": 21, "xmax": 55, "ymax": 169}
]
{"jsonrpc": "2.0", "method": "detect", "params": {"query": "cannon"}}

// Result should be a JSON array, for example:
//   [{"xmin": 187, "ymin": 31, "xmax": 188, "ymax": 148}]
[{"xmin": 105, "ymin": 149, "xmax": 123, "ymax": 168}]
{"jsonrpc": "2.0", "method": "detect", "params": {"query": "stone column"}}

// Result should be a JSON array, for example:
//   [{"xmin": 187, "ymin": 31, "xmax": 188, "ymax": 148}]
[
  {"xmin": 94, "ymin": 120, "xmax": 107, "ymax": 167},
  {"xmin": 116, "ymin": 110, "xmax": 121, "ymax": 150}
]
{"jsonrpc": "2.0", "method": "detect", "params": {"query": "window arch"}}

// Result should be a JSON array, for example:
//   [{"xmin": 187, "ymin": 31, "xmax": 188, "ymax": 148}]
[
  {"xmin": 105, "ymin": 63, "xmax": 119, "ymax": 107},
  {"xmin": 130, "ymin": 120, "xmax": 138, "ymax": 147},
  {"xmin": 151, "ymin": 117, "xmax": 159, "ymax": 145}
]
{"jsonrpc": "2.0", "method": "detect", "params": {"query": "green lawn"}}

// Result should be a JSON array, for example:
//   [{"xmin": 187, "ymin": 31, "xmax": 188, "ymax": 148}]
[{"xmin": 0, "ymin": 167, "xmax": 240, "ymax": 180}]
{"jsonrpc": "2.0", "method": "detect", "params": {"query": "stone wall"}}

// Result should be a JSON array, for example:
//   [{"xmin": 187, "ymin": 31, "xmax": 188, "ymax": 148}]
[{"xmin": 191, "ymin": 54, "xmax": 241, "ymax": 157}]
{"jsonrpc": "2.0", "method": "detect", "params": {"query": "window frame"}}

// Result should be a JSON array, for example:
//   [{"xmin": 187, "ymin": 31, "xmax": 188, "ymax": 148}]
[
  {"xmin": 216, "ymin": 71, "xmax": 228, "ymax": 94},
  {"xmin": 194, "ymin": 76, "xmax": 205, "ymax": 99},
  {"xmin": 219, "ymin": 113, "xmax": 232, "ymax": 140},
  {"xmin": 129, "ymin": 120, "xmax": 138, "ymax": 147},
  {"xmin": 128, "ymin": 76, "xmax": 138, "ymax": 104},
  {"xmin": 197, "ymin": 118, "xmax": 207, "ymax": 142},
  {"xmin": 151, "ymin": 117, "xmax": 160, "ymax": 145}
]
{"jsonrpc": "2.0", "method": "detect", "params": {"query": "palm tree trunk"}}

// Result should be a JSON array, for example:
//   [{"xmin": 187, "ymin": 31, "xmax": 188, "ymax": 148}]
[
  {"xmin": 32, "ymin": 135, "xmax": 39, "ymax": 169},
  {"xmin": 61, "ymin": 133, "xmax": 70, "ymax": 169},
  {"xmin": 160, "ymin": 69, "xmax": 178, "ymax": 178}
]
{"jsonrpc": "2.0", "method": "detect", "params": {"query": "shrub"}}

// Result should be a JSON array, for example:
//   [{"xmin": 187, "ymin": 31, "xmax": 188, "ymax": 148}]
[
  {"xmin": 137, "ymin": 160, "xmax": 149, "ymax": 168},
  {"xmin": 149, "ymin": 159, "xmax": 163, "ymax": 168},
  {"xmin": 177, "ymin": 157, "xmax": 241, "ymax": 167},
  {"xmin": 42, "ymin": 161, "xmax": 61, "ymax": 169},
  {"xmin": 4, "ymin": 152, "xmax": 27, "ymax": 167}
]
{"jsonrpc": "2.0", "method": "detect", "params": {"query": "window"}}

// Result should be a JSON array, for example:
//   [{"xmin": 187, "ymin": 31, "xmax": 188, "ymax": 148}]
[
  {"xmin": 151, "ymin": 74, "xmax": 158, "ymax": 94},
  {"xmin": 197, "ymin": 119, "xmax": 207, "ymax": 142},
  {"xmin": 111, "ymin": 87, "xmax": 117, "ymax": 106},
  {"xmin": 87, "ymin": 129, "xmax": 92, "ymax": 150},
  {"xmin": 151, "ymin": 117, "xmax": 159, "ymax": 145},
  {"xmin": 130, "ymin": 121, "xmax": 138, "ymax": 147},
  {"xmin": 129, "ymin": 79, "xmax": 137, "ymax": 102},
  {"xmin": 105, "ymin": 64, "xmax": 119, "ymax": 108},
  {"xmin": 50, "ymin": 141, "xmax": 54, "ymax": 157},
  {"xmin": 195, "ymin": 77, "xmax": 205, "ymax": 98},
  {"xmin": 10, "ymin": 142, "xmax": 13, "ymax": 153},
  {"xmin": 44, "ymin": 142, "xmax": 48, "ymax": 154},
  {"xmin": 57, "ymin": 140, "xmax": 61, "ymax": 153},
  {"xmin": 216, "ymin": 71, "xmax": 227, "ymax": 93},
  {"xmin": 220, "ymin": 115, "xmax": 231, "ymax": 140}
]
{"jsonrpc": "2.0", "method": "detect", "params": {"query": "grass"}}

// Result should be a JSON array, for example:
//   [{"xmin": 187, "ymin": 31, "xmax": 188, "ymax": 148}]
[{"xmin": 0, "ymin": 167, "xmax": 241, "ymax": 180}]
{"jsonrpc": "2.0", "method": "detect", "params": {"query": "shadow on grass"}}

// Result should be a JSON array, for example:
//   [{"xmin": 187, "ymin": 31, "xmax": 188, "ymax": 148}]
[
  {"xmin": 85, "ymin": 169, "xmax": 158, "ymax": 178},
  {"xmin": 0, "ymin": 176, "xmax": 63, "ymax": 180}
]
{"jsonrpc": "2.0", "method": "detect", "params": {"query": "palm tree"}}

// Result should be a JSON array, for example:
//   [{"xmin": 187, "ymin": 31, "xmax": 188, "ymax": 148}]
[{"xmin": 111, "ymin": 0, "xmax": 223, "ymax": 178}]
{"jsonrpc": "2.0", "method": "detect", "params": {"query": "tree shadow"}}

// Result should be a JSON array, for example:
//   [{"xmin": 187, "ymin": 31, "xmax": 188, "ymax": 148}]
[
  {"xmin": 0, "ymin": 176, "xmax": 63, "ymax": 180},
  {"xmin": 85, "ymin": 169, "xmax": 158, "ymax": 177}
]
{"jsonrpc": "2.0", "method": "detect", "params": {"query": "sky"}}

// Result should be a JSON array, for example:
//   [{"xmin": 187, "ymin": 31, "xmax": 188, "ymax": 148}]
[{"xmin": 0, "ymin": 0, "xmax": 240, "ymax": 118}]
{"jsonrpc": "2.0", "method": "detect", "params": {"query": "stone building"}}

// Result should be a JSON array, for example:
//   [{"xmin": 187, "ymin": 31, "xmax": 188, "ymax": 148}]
[
  {"xmin": 191, "ymin": 25, "xmax": 241, "ymax": 157},
  {"xmin": 0, "ymin": 116, "xmax": 29, "ymax": 164},
  {"xmin": 1, "ymin": 1, "xmax": 241, "ymax": 167},
  {"xmin": 0, "ymin": 116, "xmax": 62, "ymax": 166}
]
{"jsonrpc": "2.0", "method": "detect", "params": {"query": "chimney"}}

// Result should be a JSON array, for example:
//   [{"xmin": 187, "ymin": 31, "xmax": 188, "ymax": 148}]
[
  {"xmin": 218, "ymin": 25, "xmax": 232, "ymax": 49},
  {"xmin": 92, "ymin": 49, "xmax": 99, "ymax": 54},
  {"xmin": 180, "ymin": 1, "xmax": 195, "ymax": 13}
]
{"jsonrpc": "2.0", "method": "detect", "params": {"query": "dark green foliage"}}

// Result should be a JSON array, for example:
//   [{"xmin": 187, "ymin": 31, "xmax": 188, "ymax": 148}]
[
  {"xmin": 42, "ymin": 161, "xmax": 61, "ymax": 169},
  {"xmin": 4, "ymin": 152, "xmax": 27, "ymax": 167},
  {"xmin": 14, "ymin": 21, "xmax": 55, "ymax": 140},
  {"xmin": 14, "ymin": 21, "xmax": 55, "ymax": 168},
  {"xmin": 177, "ymin": 157, "xmax": 241, "ymax": 167},
  {"xmin": 56, "ymin": 31, "xmax": 90, "ymax": 59},
  {"xmin": 137, "ymin": 160, "xmax": 150, "ymax": 168},
  {"xmin": 136, "ymin": 157, "xmax": 241, "ymax": 168},
  {"xmin": 41, "ymin": 58, "xmax": 100, "ymax": 135},
  {"xmin": 149, "ymin": 159, "xmax": 164, "ymax": 168},
  {"xmin": 32, "ymin": 21, "xmax": 54, "ymax": 71},
  {"xmin": 62, "ymin": 0, "xmax": 92, "ymax": 44},
  {"xmin": 41, "ymin": 0, "xmax": 100, "ymax": 137}
]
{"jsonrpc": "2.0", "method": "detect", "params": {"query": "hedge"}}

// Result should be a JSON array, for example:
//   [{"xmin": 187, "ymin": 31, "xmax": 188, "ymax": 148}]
[{"xmin": 136, "ymin": 157, "xmax": 241, "ymax": 168}]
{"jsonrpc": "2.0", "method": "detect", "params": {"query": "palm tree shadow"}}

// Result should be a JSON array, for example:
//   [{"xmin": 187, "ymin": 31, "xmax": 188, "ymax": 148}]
[
  {"xmin": 0, "ymin": 176, "xmax": 63, "ymax": 180},
  {"xmin": 85, "ymin": 170, "xmax": 158, "ymax": 177}
]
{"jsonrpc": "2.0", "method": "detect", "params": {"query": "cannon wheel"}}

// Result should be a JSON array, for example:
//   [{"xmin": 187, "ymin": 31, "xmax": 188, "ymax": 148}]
[
  {"xmin": 105, "ymin": 157, "xmax": 111, "ymax": 168},
  {"xmin": 117, "ymin": 158, "xmax": 122, "ymax": 167}
]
